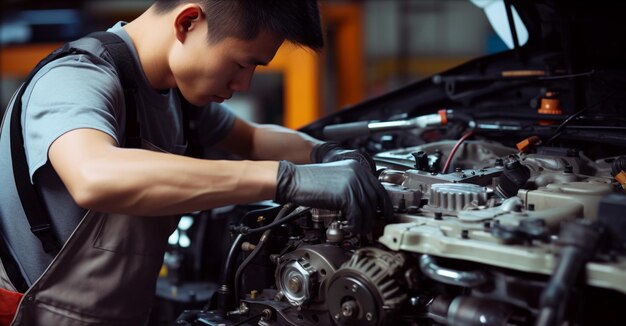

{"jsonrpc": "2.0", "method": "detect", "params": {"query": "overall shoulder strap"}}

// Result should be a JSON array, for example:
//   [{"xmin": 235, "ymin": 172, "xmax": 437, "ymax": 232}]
[
  {"xmin": 84, "ymin": 31, "xmax": 141, "ymax": 148},
  {"xmin": 9, "ymin": 44, "xmax": 93, "ymax": 256},
  {"xmin": 9, "ymin": 31, "xmax": 141, "ymax": 260},
  {"xmin": 2, "ymin": 43, "xmax": 94, "ymax": 292}
]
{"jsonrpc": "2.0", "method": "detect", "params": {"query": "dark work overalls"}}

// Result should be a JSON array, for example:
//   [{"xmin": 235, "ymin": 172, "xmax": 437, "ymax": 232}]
[{"xmin": 1, "ymin": 33, "xmax": 181, "ymax": 325}]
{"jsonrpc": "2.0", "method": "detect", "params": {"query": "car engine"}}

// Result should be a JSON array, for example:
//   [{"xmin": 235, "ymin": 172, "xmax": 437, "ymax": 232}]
[
  {"xmin": 175, "ymin": 131, "xmax": 626, "ymax": 325},
  {"xmin": 173, "ymin": 1, "xmax": 626, "ymax": 325}
]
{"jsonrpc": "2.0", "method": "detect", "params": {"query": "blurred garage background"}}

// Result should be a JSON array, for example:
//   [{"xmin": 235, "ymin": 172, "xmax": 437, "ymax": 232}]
[{"xmin": 1, "ymin": 0, "xmax": 508, "ymax": 129}]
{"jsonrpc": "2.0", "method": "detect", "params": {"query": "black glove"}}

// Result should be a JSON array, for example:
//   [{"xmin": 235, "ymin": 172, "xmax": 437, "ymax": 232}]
[
  {"xmin": 275, "ymin": 160, "xmax": 392, "ymax": 234},
  {"xmin": 310, "ymin": 142, "xmax": 376, "ymax": 172}
]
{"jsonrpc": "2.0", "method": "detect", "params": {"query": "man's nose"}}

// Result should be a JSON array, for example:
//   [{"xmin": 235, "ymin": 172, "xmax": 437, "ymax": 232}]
[{"xmin": 229, "ymin": 67, "xmax": 255, "ymax": 92}]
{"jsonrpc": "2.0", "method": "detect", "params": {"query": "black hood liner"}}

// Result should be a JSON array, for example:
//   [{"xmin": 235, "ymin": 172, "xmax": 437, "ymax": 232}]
[{"xmin": 300, "ymin": 0, "xmax": 626, "ymax": 155}]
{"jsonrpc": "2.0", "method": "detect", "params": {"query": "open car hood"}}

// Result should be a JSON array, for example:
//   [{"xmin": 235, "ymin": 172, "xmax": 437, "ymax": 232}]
[{"xmin": 301, "ymin": 0, "xmax": 626, "ymax": 158}]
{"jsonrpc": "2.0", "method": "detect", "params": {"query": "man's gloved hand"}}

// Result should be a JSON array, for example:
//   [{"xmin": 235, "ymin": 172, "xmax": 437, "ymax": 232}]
[
  {"xmin": 310, "ymin": 142, "xmax": 376, "ymax": 172},
  {"xmin": 275, "ymin": 160, "xmax": 392, "ymax": 234}
]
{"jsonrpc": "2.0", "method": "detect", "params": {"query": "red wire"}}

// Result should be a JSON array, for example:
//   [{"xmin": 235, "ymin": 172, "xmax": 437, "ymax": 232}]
[{"xmin": 441, "ymin": 131, "xmax": 475, "ymax": 174}]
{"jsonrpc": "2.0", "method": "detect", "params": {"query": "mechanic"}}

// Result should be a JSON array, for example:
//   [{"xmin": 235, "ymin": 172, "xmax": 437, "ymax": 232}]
[{"xmin": 0, "ymin": 1, "xmax": 391, "ymax": 325}]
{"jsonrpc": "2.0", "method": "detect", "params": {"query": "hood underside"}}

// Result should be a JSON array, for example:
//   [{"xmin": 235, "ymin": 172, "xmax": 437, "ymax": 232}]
[{"xmin": 301, "ymin": 0, "xmax": 626, "ymax": 159}]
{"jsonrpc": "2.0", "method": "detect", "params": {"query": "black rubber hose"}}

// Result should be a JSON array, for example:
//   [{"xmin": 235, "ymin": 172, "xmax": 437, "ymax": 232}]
[
  {"xmin": 220, "ymin": 233, "xmax": 244, "ymax": 286},
  {"xmin": 220, "ymin": 205, "xmax": 284, "ymax": 286},
  {"xmin": 233, "ymin": 205, "xmax": 308, "ymax": 303},
  {"xmin": 535, "ymin": 221, "xmax": 603, "ymax": 326},
  {"xmin": 214, "ymin": 205, "xmax": 291, "ymax": 312},
  {"xmin": 444, "ymin": 109, "xmax": 474, "ymax": 124},
  {"xmin": 323, "ymin": 121, "xmax": 371, "ymax": 141},
  {"xmin": 234, "ymin": 229, "xmax": 271, "ymax": 304},
  {"xmin": 231, "ymin": 207, "xmax": 311, "ymax": 235}
]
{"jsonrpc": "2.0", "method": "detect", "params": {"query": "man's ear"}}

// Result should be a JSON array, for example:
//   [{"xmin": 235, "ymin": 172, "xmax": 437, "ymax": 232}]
[{"xmin": 174, "ymin": 5, "xmax": 203, "ymax": 43}]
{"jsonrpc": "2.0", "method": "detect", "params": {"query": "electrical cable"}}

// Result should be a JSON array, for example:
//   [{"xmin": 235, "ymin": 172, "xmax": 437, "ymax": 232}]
[
  {"xmin": 213, "ymin": 205, "xmax": 293, "ymax": 312},
  {"xmin": 234, "ymin": 230, "xmax": 270, "ymax": 304},
  {"xmin": 233, "ymin": 206, "xmax": 310, "ymax": 303},
  {"xmin": 236, "ymin": 205, "xmax": 283, "ymax": 225},
  {"xmin": 545, "ymin": 90, "xmax": 618, "ymax": 145},
  {"xmin": 220, "ymin": 233, "xmax": 244, "ymax": 286},
  {"xmin": 231, "ymin": 207, "xmax": 311, "ymax": 235},
  {"xmin": 544, "ymin": 108, "xmax": 588, "ymax": 145},
  {"xmin": 441, "ymin": 131, "xmax": 475, "ymax": 174},
  {"xmin": 222, "ymin": 205, "xmax": 288, "ymax": 284},
  {"xmin": 220, "ymin": 205, "xmax": 287, "ymax": 287}
]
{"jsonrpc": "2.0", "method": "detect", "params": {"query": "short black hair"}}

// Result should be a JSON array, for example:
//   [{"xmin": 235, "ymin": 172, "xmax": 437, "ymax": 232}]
[{"xmin": 153, "ymin": 0, "xmax": 324, "ymax": 51}]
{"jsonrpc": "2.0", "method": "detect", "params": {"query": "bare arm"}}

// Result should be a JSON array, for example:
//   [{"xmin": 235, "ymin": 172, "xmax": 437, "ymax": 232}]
[
  {"xmin": 48, "ymin": 128, "xmax": 278, "ymax": 216},
  {"xmin": 215, "ymin": 117, "xmax": 323, "ymax": 163}
]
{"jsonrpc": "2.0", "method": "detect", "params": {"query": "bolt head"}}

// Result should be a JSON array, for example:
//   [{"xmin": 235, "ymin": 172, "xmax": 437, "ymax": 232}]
[
  {"xmin": 342, "ymin": 307, "xmax": 353, "ymax": 317},
  {"xmin": 287, "ymin": 276, "xmax": 302, "ymax": 293},
  {"xmin": 341, "ymin": 300, "xmax": 358, "ymax": 318}
]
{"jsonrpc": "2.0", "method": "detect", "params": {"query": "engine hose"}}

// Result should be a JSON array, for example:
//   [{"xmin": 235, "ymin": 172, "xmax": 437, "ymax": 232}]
[
  {"xmin": 234, "ymin": 230, "xmax": 270, "ymax": 304},
  {"xmin": 222, "ymin": 205, "xmax": 293, "ymax": 286},
  {"xmin": 233, "ymin": 205, "xmax": 309, "ymax": 303},
  {"xmin": 535, "ymin": 221, "xmax": 603, "ymax": 326},
  {"xmin": 429, "ymin": 295, "xmax": 531, "ymax": 326},
  {"xmin": 232, "ymin": 206, "xmax": 311, "ymax": 235},
  {"xmin": 443, "ymin": 109, "xmax": 474, "ymax": 124},
  {"xmin": 219, "ymin": 234, "xmax": 244, "ymax": 287},
  {"xmin": 215, "ymin": 205, "xmax": 294, "ymax": 311},
  {"xmin": 419, "ymin": 254, "xmax": 490, "ymax": 288}
]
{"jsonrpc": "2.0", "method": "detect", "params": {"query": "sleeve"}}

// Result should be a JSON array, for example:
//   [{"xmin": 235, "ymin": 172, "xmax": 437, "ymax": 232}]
[
  {"xmin": 189, "ymin": 102, "xmax": 236, "ymax": 148},
  {"xmin": 21, "ymin": 54, "xmax": 124, "ymax": 181}
]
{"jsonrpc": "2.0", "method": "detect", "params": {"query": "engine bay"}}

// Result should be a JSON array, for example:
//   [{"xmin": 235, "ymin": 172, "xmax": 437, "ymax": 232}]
[
  {"xmin": 174, "ymin": 134, "xmax": 626, "ymax": 325},
  {"xmin": 172, "ymin": 1, "xmax": 626, "ymax": 325}
]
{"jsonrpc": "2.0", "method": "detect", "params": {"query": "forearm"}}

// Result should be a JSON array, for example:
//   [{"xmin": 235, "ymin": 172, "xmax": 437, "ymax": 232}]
[
  {"xmin": 49, "ymin": 130, "xmax": 279, "ymax": 216},
  {"xmin": 80, "ymin": 149, "xmax": 278, "ymax": 216},
  {"xmin": 250, "ymin": 124, "xmax": 322, "ymax": 163}
]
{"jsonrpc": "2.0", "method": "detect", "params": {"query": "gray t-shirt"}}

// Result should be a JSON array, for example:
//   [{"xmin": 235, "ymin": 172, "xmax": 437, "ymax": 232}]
[{"xmin": 0, "ymin": 22, "xmax": 235, "ymax": 285}]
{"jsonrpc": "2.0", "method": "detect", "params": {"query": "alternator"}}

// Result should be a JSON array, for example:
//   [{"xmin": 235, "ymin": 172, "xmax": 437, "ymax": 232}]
[
  {"xmin": 326, "ymin": 248, "xmax": 408, "ymax": 325},
  {"xmin": 275, "ymin": 244, "xmax": 351, "ymax": 307}
]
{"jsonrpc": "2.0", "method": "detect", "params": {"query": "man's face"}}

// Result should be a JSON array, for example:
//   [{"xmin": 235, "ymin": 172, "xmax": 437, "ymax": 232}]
[{"xmin": 169, "ymin": 26, "xmax": 284, "ymax": 106}]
